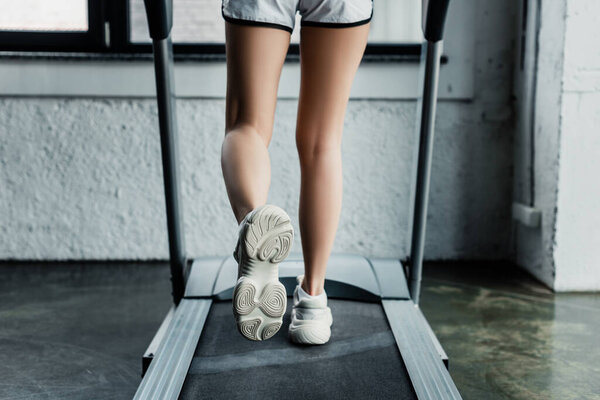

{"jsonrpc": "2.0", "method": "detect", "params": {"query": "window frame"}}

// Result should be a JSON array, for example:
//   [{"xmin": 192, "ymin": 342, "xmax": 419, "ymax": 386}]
[{"xmin": 0, "ymin": 0, "xmax": 432, "ymax": 63}]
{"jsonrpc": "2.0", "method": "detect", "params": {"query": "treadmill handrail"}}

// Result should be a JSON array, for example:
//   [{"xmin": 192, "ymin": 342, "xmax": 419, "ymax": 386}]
[
  {"xmin": 422, "ymin": 0, "xmax": 451, "ymax": 42},
  {"xmin": 408, "ymin": 0, "xmax": 451, "ymax": 304},
  {"xmin": 144, "ymin": 0, "xmax": 188, "ymax": 305},
  {"xmin": 144, "ymin": 0, "xmax": 174, "ymax": 40}
]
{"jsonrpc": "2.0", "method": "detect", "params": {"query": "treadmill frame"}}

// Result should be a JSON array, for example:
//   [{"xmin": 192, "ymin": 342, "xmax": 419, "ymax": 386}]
[
  {"xmin": 137, "ymin": 254, "xmax": 459, "ymax": 399},
  {"xmin": 135, "ymin": 0, "xmax": 460, "ymax": 398}
]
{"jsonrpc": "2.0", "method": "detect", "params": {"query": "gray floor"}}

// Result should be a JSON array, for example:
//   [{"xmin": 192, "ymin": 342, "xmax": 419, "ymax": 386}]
[{"xmin": 0, "ymin": 260, "xmax": 598, "ymax": 399}]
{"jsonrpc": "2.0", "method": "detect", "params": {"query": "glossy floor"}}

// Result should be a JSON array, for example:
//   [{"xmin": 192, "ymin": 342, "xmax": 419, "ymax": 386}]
[
  {"xmin": 0, "ymin": 260, "xmax": 598, "ymax": 399},
  {"xmin": 421, "ymin": 262, "xmax": 600, "ymax": 400}
]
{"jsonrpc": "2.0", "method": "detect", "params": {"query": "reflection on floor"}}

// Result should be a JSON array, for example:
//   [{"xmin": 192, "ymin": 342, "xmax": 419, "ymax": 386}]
[
  {"xmin": 420, "ymin": 261, "xmax": 600, "ymax": 400},
  {"xmin": 0, "ymin": 260, "xmax": 598, "ymax": 399}
]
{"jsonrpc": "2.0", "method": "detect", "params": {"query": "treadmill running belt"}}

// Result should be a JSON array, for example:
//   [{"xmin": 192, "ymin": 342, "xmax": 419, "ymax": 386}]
[{"xmin": 179, "ymin": 299, "xmax": 417, "ymax": 399}]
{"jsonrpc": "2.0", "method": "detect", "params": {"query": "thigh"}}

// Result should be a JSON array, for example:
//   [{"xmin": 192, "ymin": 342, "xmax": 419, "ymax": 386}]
[
  {"xmin": 224, "ymin": 21, "xmax": 291, "ymax": 144},
  {"xmin": 295, "ymin": 22, "xmax": 371, "ymax": 150}
]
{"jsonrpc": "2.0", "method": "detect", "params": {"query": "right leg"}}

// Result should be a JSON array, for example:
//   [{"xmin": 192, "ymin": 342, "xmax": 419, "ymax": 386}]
[
  {"xmin": 221, "ymin": 22, "xmax": 291, "ymax": 224},
  {"xmin": 295, "ymin": 24, "xmax": 370, "ymax": 295}
]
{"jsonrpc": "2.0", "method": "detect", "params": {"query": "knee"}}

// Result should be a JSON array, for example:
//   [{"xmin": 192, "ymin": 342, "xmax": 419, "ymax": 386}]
[{"xmin": 296, "ymin": 137, "xmax": 342, "ymax": 165}]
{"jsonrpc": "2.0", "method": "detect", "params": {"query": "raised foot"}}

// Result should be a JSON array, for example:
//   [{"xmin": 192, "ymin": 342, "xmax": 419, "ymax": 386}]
[
  {"xmin": 232, "ymin": 204, "xmax": 293, "ymax": 341},
  {"xmin": 244, "ymin": 204, "xmax": 293, "ymax": 263}
]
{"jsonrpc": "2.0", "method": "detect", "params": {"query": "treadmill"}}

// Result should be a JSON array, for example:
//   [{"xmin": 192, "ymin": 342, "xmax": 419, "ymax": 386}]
[{"xmin": 134, "ymin": 0, "xmax": 461, "ymax": 398}]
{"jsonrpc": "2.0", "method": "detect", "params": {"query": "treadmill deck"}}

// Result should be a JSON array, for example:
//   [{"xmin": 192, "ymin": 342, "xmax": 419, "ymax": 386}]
[{"xmin": 180, "ymin": 300, "xmax": 417, "ymax": 399}]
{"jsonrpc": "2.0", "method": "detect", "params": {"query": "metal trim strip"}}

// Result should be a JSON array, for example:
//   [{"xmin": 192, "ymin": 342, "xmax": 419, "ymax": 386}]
[
  {"xmin": 134, "ymin": 299, "xmax": 211, "ymax": 400},
  {"xmin": 383, "ymin": 299, "xmax": 462, "ymax": 399}
]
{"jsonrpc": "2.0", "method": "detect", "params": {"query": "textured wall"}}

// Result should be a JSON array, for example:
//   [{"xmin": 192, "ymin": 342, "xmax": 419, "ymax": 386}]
[
  {"xmin": 553, "ymin": 0, "xmax": 600, "ymax": 291},
  {"xmin": 0, "ymin": 1, "xmax": 516, "ymax": 262},
  {"xmin": 512, "ymin": 0, "xmax": 566, "ymax": 288},
  {"xmin": 512, "ymin": 0, "xmax": 600, "ymax": 291}
]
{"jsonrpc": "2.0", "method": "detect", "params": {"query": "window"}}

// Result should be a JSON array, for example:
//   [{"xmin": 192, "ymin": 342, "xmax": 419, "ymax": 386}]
[
  {"xmin": 0, "ymin": 0, "xmax": 424, "ymax": 61},
  {"xmin": 129, "ymin": 0, "xmax": 223, "ymax": 44},
  {"xmin": 128, "ymin": 0, "xmax": 422, "ymax": 43},
  {"xmin": 0, "ymin": 0, "xmax": 472, "ymax": 98},
  {"xmin": 0, "ymin": 0, "xmax": 88, "ymax": 31},
  {"xmin": 0, "ymin": 0, "xmax": 105, "ymax": 52}
]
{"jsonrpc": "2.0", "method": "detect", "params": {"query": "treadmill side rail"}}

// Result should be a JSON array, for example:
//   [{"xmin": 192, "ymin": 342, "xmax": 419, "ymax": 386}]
[
  {"xmin": 417, "ymin": 305, "xmax": 450, "ymax": 368},
  {"xmin": 142, "ymin": 305, "xmax": 175, "ymax": 376},
  {"xmin": 134, "ymin": 299, "xmax": 212, "ymax": 400},
  {"xmin": 383, "ymin": 300, "xmax": 462, "ymax": 400}
]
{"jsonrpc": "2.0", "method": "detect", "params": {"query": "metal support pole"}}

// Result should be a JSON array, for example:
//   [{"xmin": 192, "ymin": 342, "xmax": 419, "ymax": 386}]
[
  {"xmin": 151, "ymin": 37, "xmax": 187, "ymax": 305},
  {"xmin": 408, "ymin": 40, "xmax": 443, "ymax": 305}
]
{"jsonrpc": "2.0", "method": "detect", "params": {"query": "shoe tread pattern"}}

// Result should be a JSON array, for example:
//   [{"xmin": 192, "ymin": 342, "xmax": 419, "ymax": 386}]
[
  {"xmin": 244, "ymin": 205, "xmax": 293, "ymax": 263},
  {"xmin": 232, "ymin": 204, "xmax": 293, "ymax": 341}
]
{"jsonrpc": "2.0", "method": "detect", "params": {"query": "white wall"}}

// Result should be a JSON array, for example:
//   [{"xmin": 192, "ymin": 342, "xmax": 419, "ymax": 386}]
[
  {"xmin": 553, "ymin": 0, "xmax": 600, "ymax": 291},
  {"xmin": 512, "ymin": 0, "xmax": 600, "ymax": 291},
  {"xmin": 0, "ymin": 1, "xmax": 516, "ymax": 262},
  {"xmin": 512, "ymin": 0, "xmax": 566, "ymax": 288}
]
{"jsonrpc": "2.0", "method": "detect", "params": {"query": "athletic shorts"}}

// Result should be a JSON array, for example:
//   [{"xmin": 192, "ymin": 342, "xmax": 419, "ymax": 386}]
[{"xmin": 221, "ymin": 0, "xmax": 374, "ymax": 33}]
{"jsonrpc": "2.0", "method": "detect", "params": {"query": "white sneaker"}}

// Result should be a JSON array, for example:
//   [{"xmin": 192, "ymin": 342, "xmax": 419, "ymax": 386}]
[
  {"xmin": 288, "ymin": 275, "xmax": 333, "ymax": 345},
  {"xmin": 232, "ymin": 204, "xmax": 294, "ymax": 341}
]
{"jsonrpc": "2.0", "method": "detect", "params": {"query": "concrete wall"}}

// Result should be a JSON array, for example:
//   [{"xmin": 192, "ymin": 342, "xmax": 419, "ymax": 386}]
[
  {"xmin": 0, "ymin": 1, "xmax": 517, "ymax": 262},
  {"xmin": 554, "ymin": 0, "xmax": 600, "ymax": 291},
  {"xmin": 512, "ymin": 0, "xmax": 566, "ymax": 288},
  {"xmin": 512, "ymin": 0, "xmax": 600, "ymax": 291}
]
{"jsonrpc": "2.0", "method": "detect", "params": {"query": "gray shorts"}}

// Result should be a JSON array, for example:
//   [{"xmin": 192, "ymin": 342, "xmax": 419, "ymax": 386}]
[{"xmin": 221, "ymin": 0, "xmax": 373, "ymax": 33}]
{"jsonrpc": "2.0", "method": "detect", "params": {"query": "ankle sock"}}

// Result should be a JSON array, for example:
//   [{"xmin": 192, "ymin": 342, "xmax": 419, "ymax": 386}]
[{"xmin": 298, "ymin": 284, "xmax": 326, "ymax": 300}]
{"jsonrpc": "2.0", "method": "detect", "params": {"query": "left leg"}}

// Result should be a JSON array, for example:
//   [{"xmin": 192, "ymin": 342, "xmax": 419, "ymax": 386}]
[
  {"xmin": 221, "ymin": 21, "xmax": 295, "ymax": 342},
  {"xmin": 221, "ymin": 22, "xmax": 291, "ymax": 224}
]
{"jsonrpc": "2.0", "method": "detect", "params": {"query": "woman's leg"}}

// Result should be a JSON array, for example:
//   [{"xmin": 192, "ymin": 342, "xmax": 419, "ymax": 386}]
[
  {"xmin": 295, "ymin": 24, "xmax": 370, "ymax": 295},
  {"xmin": 221, "ymin": 22, "xmax": 291, "ymax": 224}
]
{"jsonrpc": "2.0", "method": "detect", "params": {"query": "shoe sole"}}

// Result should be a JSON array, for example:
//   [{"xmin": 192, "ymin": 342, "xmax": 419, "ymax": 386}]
[
  {"xmin": 233, "ymin": 204, "xmax": 293, "ymax": 341},
  {"xmin": 288, "ymin": 325, "xmax": 331, "ymax": 345}
]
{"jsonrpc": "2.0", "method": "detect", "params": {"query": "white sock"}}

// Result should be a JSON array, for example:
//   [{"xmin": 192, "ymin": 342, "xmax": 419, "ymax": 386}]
[{"xmin": 297, "ymin": 284, "xmax": 326, "ymax": 301}]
